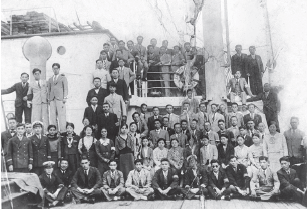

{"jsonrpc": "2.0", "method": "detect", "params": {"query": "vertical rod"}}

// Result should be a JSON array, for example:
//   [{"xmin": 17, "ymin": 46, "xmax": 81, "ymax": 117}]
[
  {"xmin": 224, "ymin": 0, "xmax": 231, "ymax": 66},
  {"xmin": 10, "ymin": 14, "xmax": 12, "ymax": 35},
  {"xmin": 48, "ymin": 9, "xmax": 51, "ymax": 33}
]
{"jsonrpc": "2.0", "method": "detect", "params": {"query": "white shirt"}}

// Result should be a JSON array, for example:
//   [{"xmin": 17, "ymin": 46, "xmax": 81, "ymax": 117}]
[
  {"xmin": 163, "ymin": 170, "xmax": 168, "ymax": 179},
  {"xmin": 156, "ymin": 129, "xmax": 161, "ymax": 134},
  {"xmin": 92, "ymin": 105, "xmax": 97, "ymax": 112},
  {"xmin": 113, "ymin": 78, "xmax": 118, "ymax": 83},
  {"xmin": 53, "ymin": 74, "xmax": 59, "ymax": 83},
  {"xmin": 94, "ymin": 88, "xmax": 99, "ymax": 94},
  {"xmin": 84, "ymin": 169, "xmax": 89, "ymax": 175},
  {"xmin": 213, "ymin": 171, "xmax": 219, "ymax": 180},
  {"xmin": 143, "ymin": 147, "xmax": 148, "ymax": 157}
]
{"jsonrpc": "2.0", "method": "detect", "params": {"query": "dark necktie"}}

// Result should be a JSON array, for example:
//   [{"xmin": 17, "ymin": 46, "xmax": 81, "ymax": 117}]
[
  {"xmin": 22, "ymin": 83, "xmax": 26, "ymax": 88},
  {"xmin": 38, "ymin": 81, "xmax": 41, "ymax": 88},
  {"xmin": 84, "ymin": 170, "xmax": 89, "ymax": 187}
]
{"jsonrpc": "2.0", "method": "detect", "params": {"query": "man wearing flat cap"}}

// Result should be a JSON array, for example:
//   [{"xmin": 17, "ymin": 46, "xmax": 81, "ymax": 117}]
[{"xmin": 39, "ymin": 161, "xmax": 68, "ymax": 207}]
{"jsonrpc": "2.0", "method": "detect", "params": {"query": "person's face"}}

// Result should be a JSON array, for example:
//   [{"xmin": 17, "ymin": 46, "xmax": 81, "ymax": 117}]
[
  {"xmin": 204, "ymin": 123, "xmax": 210, "ymax": 132},
  {"xmin": 183, "ymin": 103, "xmax": 189, "ymax": 111},
  {"xmin": 90, "ymin": 97, "xmax": 98, "ymax": 106},
  {"xmin": 158, "ymin": 140, "xmax": 165, "ymax": 148},
  {"xmin": 221, "ymin": 137, "xmax": 228, "ymax": 145},
  {"xmin": 133, "ymin": 114, "xmax": 140, "ymax": 122},
  {"xmin": 52, "ymin": 65, "xmax": 60, "ymax": 75},
  {"xmin": 249, "ymin": 47, "xmax": 256, "ymax": 55},
  {"xmin": 290, "ymin": 118, "xmax": 299, "ymax": 129},
  {"xmin": 33, "ymin": 71, "xmax": 41, "ymax": 80},
  {"xmin": 175, "ymin": 124, "xmax": 181, "ymax": 133},
  {"xmin": 234, "ymin": 71, "xmax": 241, "ymax": 79},
  {"xmin": 237, "ymin": 137, "xmax": 245, "ymax": 146},
  {"xmin": 20, "ymin": 74, "xmax": 29, "ymax": 83},
  {"xmin": 188, "ymin": 158, "xmax": 197, "ymax": 169},
  {"xmin": 120, "ymin": 126, "xmax": 127, "ymax": 134},
  {"xmin": 229, "ymin": 158, "xmax": 237, "ymax": 168},
  {"xmin": 162, "ymin": 40, "xmax": 168, "ymax": 47},
  {"xmin": 231, "ymin": 117, "xmax": 238, "ymax": 126},
  {"xmin": 8, "ymin": 120, "xmax": 17, "ymax": 130},
  {"xmin": 119, "ymin": 60, "xmax": 124, "ymax": 67},
  {"xmin": 16, "ymin": 126, "xmax": 25, "ymax": 135},
  {"xmin": 281, "ymin": 160, "xmax": 290, "ymax": 171},
  {"xmin": 96, "ymin": 61, "xmax": 103, "ymax": 69},
  {"xmin": 155, "ymin": 121, "xmax": 161, "ymax": 129},
  {"xmin": 218, "ymin": 121, "xmax": 225, "ymax": 130},
  {"xmin": 269, "ymin": 124, "xmax": 277, "ymax": 134},
  {"xmin": 150, "ymin": 39, "xmax": 157, "ymax": 46},
  {"xmin": 127, "ymin": 41, "xmax": 134, "ymax": 49},
  {"xmin": 83, "ymin": 119, "xmax": 90, "ymax": 126},
  {"xmin": 211, "ymin": 105, "xmax": 217, "ymax": 113},
  {"xmin": 93, "ymin": 79, "xmax": 101, "ymax": 88},
  {"xmin": 242, "ymin": 105, "xmax": 247, "ymax": 111},
  {"xmin": 160, "ymin": 47, "xmax": 166, "ymax": 54},
  {"xmin": 203, "ymin": 138, "xmax": 209, "ymax": 146},
  {"xmin": 109, "ymin": 86, "xmax": 116, "ymax": 93},
  {"xmin": 101, "ymin": 128, "xmax": 107, "ymax": 138},
  {"xmin": 135, "ymin": 162, "xmax": 142, "ymax": 171},
  {"xmin": 166, "ymin": 106, "xmax": 173, "ymax": 114},
  {"xmin": 130, "ymin": 124, "xmax": 137, "ymax": 132},
  {"xmin": 100, "ymin": 53, "xmax": 107, "ymax": 60},
  {"xmin": 174, "ymin": 46, "xmax": 180, "ymax": 54},
  {"xmin": 103, "ymin": 45, "xmax": 110, "ymax": 51},
  {"xmin": 181, "ymin": 122, "xmax": 187, "ymax": 130},
  {"xmin": 85, "ymin": 127, "xmax": 93, "ymax": 136},
  {"xmin": 219, "ymin": 105, "xmax": 225, "ymax": 112},
  {"xmin": 263, "ymin": 84, "xmax": 270, "ymax": 92},
  {"xmin": 112, "ymin": 70, "xmax": 119, "ymax": 79},
  {"xmin": 163, "ymin": 118, "xmax": 169, "ymax": 127},
  {"xmin": 187, "ymin": 91, "xmax": 192, "ymax": 98},
  {"xmin": 141, "ymin": 105, "xmax": 147, "ymax": 113},
  {"xmin": 161, "ymin": 161, "xmax": 169, "ymax": 171},
  {"xmin": 190, "ymin": 121, "xmax": 197, "ymax": 130},
  {"xmin": 60, "ymin": 160, "xmax": 68, "ymax": 170},
  {"xmin": 235, "ymin": 45, "xmax": 242, "ymax": 53},
  {"xmin": 34, "ymin": 126, "xmax": 42, "ymax": 134},
  {"xmin": 247, "ymin": 121, "xmax": 254, "ymax": 129},
  {"xmin": 117, "ymin": 41, "xmax": 124, "ymax": 49},
  {"xmin": 109, "ymin": 161, "xmax": 117, "ymax": 170},
  {"xmin": 212, "ymin": 162, "xmax": 220, "ymax": 173},
  {"xmin": 200, "ymin": 104, "xmax": 206, "ymax": 112},
  {"xmin": 142, "ymin": 138, "xmax": 149, "ymax": 147},
  {"xmin": 25, "ymin": 124, "xmax": 32, "ymax": 133},
  {"xmin": 81, "ymin": 159, "xmax": 90, "ymax": 170},
  {"xmin": 103, "ymin": 104, "xmax": 110, "ymax": 113},
  {"xmin": 116, "ymin": 51, "xmax": 122, "ymax": 59},
  {"xmin": 66, "ymin": 126, "xmax": 74, "ymax": 134},
  {"xmin": 45, "ymin": 167, "xmax": 53, "ymax": 175},
  {"xmin": 239, "ymin": 128, "xmax": 246, "ymax": 136},
  {"xmin": 48, "ymin": 127, "xmax": 56, "ymax": 136},
  {"xmin": 184, "ymin": 43, "xmax": 191, "ymax": 51},
  {"xmin": 258, "ymin": 123, "xmax": 265, "ymax": 132},
  {"xmin": 148, "ymin": 46, "xmax": 154, "ymax": 53},
  {"xmin": 110, "ymin": 38, "xmax": 116, "ymax": 45},
  {"xmin": 153, "ymin": 108, "xmax": 159, "ymax": 115},
  {"xmin": 248, "ymin": 105, "xmax": 255, "ymax": 113},
  {"xmin": 252, "ymin": 136, "xmax": 260, "ymax": 145},
  {"xmin": 260, "ymin": 159, "xmax": 268, "ymax": 169},
  {"xmin": 171, "ymin": 140, "xmax": 179, "ymax": 148},
  {"xmin": 232, "ymin": 105, "xmax": 238, "ymax": 112},
  {"xmin": 137, "ymin": 36, "xmax": 143, "ymax": 44}
]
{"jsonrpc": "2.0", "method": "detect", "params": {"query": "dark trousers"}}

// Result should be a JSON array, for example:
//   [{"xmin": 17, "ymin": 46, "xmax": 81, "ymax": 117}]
[
  {"xmin": 15, "ymin": 105, "xmax": 31, "ymax": 123},
  {"xmin": 280, "ymin": 178, "xmax": 304, "ymax": 203},
  {"xmin": 14, "ymin": 168, "xmax": 29, "ymax": 173},
  {"xmin": 207, "ymin": 185, "xmax": 236, "ymax": 198},
  {"xmin": 264, "ymin": 109, "xmax": 279, "ymax": 132},
  {"xmin": 154, "ymin": 187, "xmax": 181, "ymax": 200},
  {"xmin": 70, "ymin": 187, "xmax": 101, "ymax": 202},
  {"xmin": 181, "ymin": 186, "xmax": 208, "ymax": 199},
  {"xmin": 45, "ymin": 186, "xmax": 68, "ymax": 203}
]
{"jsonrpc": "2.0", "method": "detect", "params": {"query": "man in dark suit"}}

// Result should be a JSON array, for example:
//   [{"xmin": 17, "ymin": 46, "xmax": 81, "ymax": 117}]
[
  {"xmin": 170, "ymin": 123, "xmax": 188, "ymax": 148},
  {"xmin": 6, "ymin": 123, "xmax": 33, "ymax": 173},
  {"xmin": 238, "ymin": 126, "xmax": 253, "ymax": 147},
  {"xmin": 247, "ymin": 83, "xmax": 281, "ymax": 132},
  {"xmin": 226, "ymin": 155, "xmax": 250, "ymax": 196},
  {"xmin": 132, "ymin": 112, "xmax": 148, "ymax": 138},
  {"xmin": 147, "ymin": 107, "xmax": 163, "ymax": 132},
  {"xmin": 189, "ymin": 119, "xmax": 202, "ymax": 143},
  {"xmin": 109, "ymin": 49, "xmax": 121, "ymax": 73},
  {"xmin": 181, "ymin": 120, "xmax": 191, "ymax": 141},
  {"xmin": 1, "ymin": 72, "xmax": 31, "ymax": 123},
  {"xmin": 243, "ymin": 104, "xmax": 262, "ymax": 129},
  {"xmin": 152, "ymin": 158, "xmax": 181, "ymax": 200},
  {"xmin": 83, "ymin": 96, "xmax": 104, "ymax": 129},
  {"xmin": 217, "ymin": 134, "xmax": 234, "ymax": 169},
  {"xmin": 39, "ymin": 161, "xmax": 67, "ymax": 207},
  {"xmin": 54, "ymin": 159, "xmax": 73, "ymax": 188},
  {"xmin": 1, "ymin": 118, "xmax": 17, "ymax": 162},
  {"xmin": 162, "ymin": 117, "xmax": 175, "ymax": 137},
  {"xmin": 102, "ymin": 43, "xmax": 113, "ymax": 62},
  {"xmin": 86, "ymin": 77, "xmax": 108, "ymax": 106},
  {"xmin": 217, "ymin": 120, "xmax": 235, "ymax": 144},
  {"xmin": 231, "ymin": 45, "xmax": 247, "ymax": 77},
  {"xmin": 277, "ymin": 156, "xmax": 306, "ymax": 204},
  {"xmin": 107, "ymin": 69, "xmax": 129, "ymax": 103},
  {"xmin": 70, "ymin": 157, "xmax": 102, "ymax": 204},
  {"xmin": 207, "ymin": 159, "xmax": 232, "ymax": 200},
  {"xmin": 149, "ymin": 119, "xmax": 169, "ymax": 148},
  {"xmin": 97, "ymin": 103, "xmax": 119, "ymax": 141}
]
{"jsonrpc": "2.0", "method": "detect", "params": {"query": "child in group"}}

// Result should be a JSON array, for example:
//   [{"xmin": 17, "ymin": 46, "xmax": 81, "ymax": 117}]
[
  {"xmin": 140, "ymin": 137, "xmax": 153, "ymax": 171},
  {"xmin": 78, "ymin": 125, "xmax": 97, "ymax": 167},
  {"xmin": 47, "ymin": 125, "xmax": 62, "ymax": 168},
  {"xmin": 61, "ymin": 123, "xmax": 80, "ymax": 174}
]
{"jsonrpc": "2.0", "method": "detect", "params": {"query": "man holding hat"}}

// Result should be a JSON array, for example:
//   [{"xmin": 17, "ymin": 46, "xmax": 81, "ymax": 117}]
[{"xmin": 39, "ymin": 161, "xmax": 67, "ymax": 207}]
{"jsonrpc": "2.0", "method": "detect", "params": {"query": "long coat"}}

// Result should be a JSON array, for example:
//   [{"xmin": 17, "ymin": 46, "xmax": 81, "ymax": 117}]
[
  {"xmin": 7, "ymin": 136, "xmax": 33, "ymax": 168},
  {"xmin": 30, "ymin": 135, "xmax": 51, "ymax": 167}
]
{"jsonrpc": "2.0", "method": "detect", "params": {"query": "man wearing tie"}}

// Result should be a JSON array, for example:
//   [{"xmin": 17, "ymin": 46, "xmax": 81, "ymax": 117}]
[
  {"xmin": 27, "ymin": 68, "xmax": 49, "ymax": 133},
  {"xmin": 1, "ymin": 118, "xmax": 17, "ymax": 163},
  {"xmin": 170, "ymin": 123, "xmax": 188, "ymax": 148},
  {"xmin": 208, "ymin": 103, "xmax": 225, "ymax": 132},
  {"xmin": 92, "ymin": 59, "xmax": 112, "ymax": 89},
  {"xmin": 99, "ymin": 50, "xmax": 111, "ymax": 72},
  {"xmin": 132, "ymin": 112, "xmax": 148, "ymax": 138},
  {"xmin": 246, "ymin": 120, "xmax": 260, "ymax": 138},
  {"xmin": 48, "ymin": 63, "xmax": 68, "ymax": 133},
  {"xmin": 196, "ymin": 103, "xmax": 208, "ymax": 131},
  {"xmin": 243, "ymin": 104, "xmax": 262, "ymax": 129},
  {"xmin": 97, "ymin": 103, "xmax": 119, "ymax": 141},
  {"xmin": 101, "ymin": 43, "xmax": 113, "ymax": 62},
  {"xmin": 189, "ymin": 119, "xmax": 202, "ymax": 143},
  {"xmin": 86, "ymin": 77, "xmax": 108, "ymax": 107},
  {"xmin": 164, "ymin": 104, "xmax": 179, "ymax": 129},
  {"xmin": 107, "ymin": 69, "xmax": 129, "ymax": 103},
  {"xmin": 135, "ymin": 36, "xmax": 149, "ymax": 81},
  {"xmin": 54, "ymin": 159, "xmax": 73, "ymax": 188},
  {"xmin": 161, "ymin": 117, "xmax": 175, "ymax": 138},
  {"xmin": 227, "ymin": 103, "xmax": 244, "ymax": 128},
  {"xmin": 116, "ymin": 59, "xmax": 136, "ymax": 94},
  {"xmin": 200, "ymin": 136, "xmax": 218, "ymax": 167},
  {"xmin": 202, "ymin": 121, "xmax": 220, "ymax": 146},
  {"xmin": 1, "ymin": 72, "xmax": 31, "ymax": 123},
  {"xmin": 231, "ymin": 45, "xmax": 247, "ymax": 78},
  {"xmin": 227, "ymin": 116, "xmax": 240, "ymax": 140},
  {"xmin": 147, "ymin": 107, "xmax": 163, "ymax": 132},
  {"xmin": 149, "ymin": 119, "xmax": 169, "ymax": 148}
]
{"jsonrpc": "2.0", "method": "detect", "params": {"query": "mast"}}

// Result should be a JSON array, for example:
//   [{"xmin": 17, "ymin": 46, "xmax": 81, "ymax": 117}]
[{"xmin": 224, "ymin": 0, "xmax": 231, "ymax": 66}]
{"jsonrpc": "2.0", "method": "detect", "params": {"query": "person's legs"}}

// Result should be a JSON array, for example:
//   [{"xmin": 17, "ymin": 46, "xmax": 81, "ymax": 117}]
[
  {"xmin": 126, "ymin": 187, "xmax": 141, "ymax": 200},
  {"xmin": 240, "ymin": 92, "xmax": 247, "ymax": 104},
  {"xmin": 15, "ymin": 106, "xmax": 23, "ymax": 123},
  {"xmin": 56, "ymin": 100, "xmax": 66, "ymax": 133},
  {"xmin": 161, "ymin": 66, "xmax": 171, "ymax": 97},
  {"xmin": 229, "ymin": 92, "xmax": 235, "ymax": 103},
  {"xmin": 24, "ymin": 104, "xmax": 32, "ymax": 123},
  {"xmin": 42, "ymin": 103, "xmax": 49, "ymax": 133},
  {"xmin": 101, "ymin": 188, "xmax": 112, "ymax": 201},
  {"xmin": 49, "ymin": 100, "xmax": 57, "ymax": 126}
]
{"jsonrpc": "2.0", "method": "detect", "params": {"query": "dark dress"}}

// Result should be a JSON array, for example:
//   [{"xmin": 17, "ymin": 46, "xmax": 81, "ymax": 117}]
[
  {"xmin": 95, "ymin": 138, "xmax": 115, "ymax": 176},
  {"xmin": 61, "ymin": 133, "xmax": 80, "ymax": 175},
  {"xmin": 115, "ymin": 135, "xmax": 135, "ymax": 181},
  {"xmin": 47, "ymin": 134, "xmax": 61, "ymax": 168},
  {"xmin": 247, "ymin": 57, "xmax": 263, "ymax": 95},
  {"xmin": 80, "ymin": 136, "xmax": 97, "ymax": 167}
]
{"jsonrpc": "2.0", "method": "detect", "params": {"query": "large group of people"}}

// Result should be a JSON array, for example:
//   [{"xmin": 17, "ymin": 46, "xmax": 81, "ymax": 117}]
[{"xmin": 1, "ymin": 36, "xmax": 306, "ymax": 208}]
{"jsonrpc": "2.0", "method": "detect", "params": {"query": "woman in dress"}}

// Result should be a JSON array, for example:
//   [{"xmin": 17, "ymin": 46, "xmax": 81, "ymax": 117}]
[
  {"xmin": 95, "ymin": 128, "xmax": 115, "ymax": 176},
  {"xmin": 78, "ymin": 125, "xmax": 97, "ymax": 167},
  {"xmin": 128, "ymin": 122, "xmax": 141, "ymax": 159},
  {"xmin": 234, "ymin": 135, "xmax": 249, "ymax": 167},
  {"xmin": 115, "ymin": 124, "xmax": 135, "ymax": 180},
  {"xmin": 248, "ymin": 133, "xmax": 264, "ymax": 177},
  {"xmin": 263, "ymin": 122, "xmax": 288, "ymax": 172},
  {"xmin": 46, "ymin": 125, "xmax": 61, "ymax": 168},
  {"xmin": 62, "ymin": 123, "xmax": 80, "ymax": 174},
  {"xmin": 79, "ymin": 117, "xmax": 90, "ymax": 138},
  {"xmin": 140, "ymin": 137, "xmax": 153, "ymax": 171},
  {"xmin": 167, "ymin": 137, "xmax": 184, "ymax": 173},
  {"xmin": 153, "ymin": 138, "xmax": 168, "ymax": 171}
]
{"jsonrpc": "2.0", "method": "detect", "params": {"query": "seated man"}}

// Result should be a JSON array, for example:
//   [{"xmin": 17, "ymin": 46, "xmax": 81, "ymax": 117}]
[
  {"xmin": 170, "ymin": 123, "xmax": 188, "ymax": 148},
  {"xmin": 152, "ymin": 158, "xmax": 181, "ymax": 200},
  {"xmin": 125, "ymin": 159, "xmax": 154, "ymax": 201},
  {"xmin": 70, "ymin": 157, "xmax": 102, "ymax": 204},
  {"xmin": 181, "ymin": 155, "xmax": 209, "ymax": 200},
  {"xmin": 227, "ymin": 70, "xmax": 253, "ymax": 104},
  {"xmin": 101, "ymin": 160, "xmax": 126, "ymax": 201},
  {"xmin": 250, "ymin": 156, "xmax": 280, "ymax": 201},
  {"xmin": 53, "ymin": 158, "xmax": 73, "ymax": 190},
  {"xmin": 39, "ymin": 161, "xmax": 67, "ymax": 207},
  {"xmin": 207, "ymin": 159, "xmax": 232, "ymax": 200},
  {"xmin": 217, "ymin": 134, "xmax": 234, "ymax": 169},
  {"xmin": 226, "ymin": 155, "xmax": 250, "ymax": 197},
  {"xmin": 183, "ymin": 135, "xmax": 200, "ymax": 171},
  {"xmin": 277, "ymin": 156, "xmax": 306, "ymax": 204}
]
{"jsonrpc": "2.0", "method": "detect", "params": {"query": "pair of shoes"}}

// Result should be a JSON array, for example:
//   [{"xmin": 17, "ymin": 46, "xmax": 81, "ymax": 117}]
[
  {"xmin": 88, "ymin": 198, "xmax": 95, "ymax": 204},
  {"xmin": 224, "ymin": 195, "xmax": 231, "ymax": 201},
  {"xmin": 147, "ymin": 194, "xmax": 155, "ymax": 201},
  {"xmin": 57, "ymin": 201, "xmax": 64, "ymax": 206}
]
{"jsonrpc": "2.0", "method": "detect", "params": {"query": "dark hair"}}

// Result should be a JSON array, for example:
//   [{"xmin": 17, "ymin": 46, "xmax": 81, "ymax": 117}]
[
  {"xmin": 141, "ymin": 103, "xmax": 147, "ymax": 108},
  {"xmin": 100, "ymin": 127, "xmax": 107, "ymax": 133},
  {"xmin": 220, "ymin": 134, "xmax": 228, "ymax": 139},
  {"xmin": 211, "ymin": 103, "xmax": 218, "ymax": 107},
  {"xmin": 165, "ymin": 104, "xmax": 173, "ymax": 108},
  {"xmin": 218, "ymin": 119, "xmax": 225, "ymax": 124},
  {"xmin": 157, "ymin": 138, "xmax": 166, "ymax": 145},
  {"xmin": 116, "ymin": 49, "xmax": 122, "ymax": 53},
  {"xmin": 252, "ymin": 133, "xmax": 261, "ymax": 139},
  {"xmin": 93, "ymin": 77, "xmax": 101, "ymax": 82},
  {"xmin": 80, "ymin": 156, "xmax": 89, "ymax": 162},
  {"xmin": 174, "ymin": 123, "xmax": 181, "ymax": 129},
  {"xmin": 180, "ymin": 120, "xmax": 187, "ymax": 124},
  {"xmin": 259, "ymin": 156, "xmax": 268, "ymax": 162},
  {"xmin": 163, "ymin": 116, "xmax": 169, "ymax": 121},
  {"xmin": 204, "ymin": 121, "xmax": 211, "ymax": 125},
  {"xmin": 83, "ymin": 125, "xmax": 93, "ymax": 133},
  {"xmin": 199, "ymin": 102, "xmax": 206, "ymax": 107},
  {"xmin": 8, "ymin": 118, "xmax": 16, "ymax": 122},
  {"xmin": 83, "ymin": 117, "xmax": 89, "ymax": 122},
  {"xmin": 108, "ymin": 81, "xmax": 117, "ymax": 88},
  {"xmin": 132, "ymin": 112, "xmax": 140, "ymax": 119},
  {"xmin": 96, "ymin": 59, "xmax": 103, "ymax": 64},
  {"xmin": 90, "ymin": 95, "xmax": 98, "ymax": 101},
  {"xmin": 103, "ymin": 102, "xmax": 110, "ymax": 107},
  {"xmin": 52, "ymin": 63, "xmax": 60, "ymax": 68},
  {"xmin": 152, "ymin": 106, "xmax": 159, "ymax": 111},
  {"xmin": 134, "ymin": 159, "xmax": 143, "ymax": 165},
  {"xmin": 248, "ymin": 103, "xmax": 255, "ymax": 108},
  {"xmin": 210, "ymin": 159, "xmax": 220, "ymax": 165},
  {"xmin": 59, "ymin": 158, "xmax": 69, "ymax": 164},
  {"xmin": 100, "ymin": 50, "xmax": 108, "ymax": 54},
  {"xmin": 191, "ymin": 119, "xmax": 198, "ymax": 123},
  {"xmin": 247, "ymin": 119, "xmax": 255, "ymax": 124},
  {"xmin": 231, "ymin": 116, "xmax": 238, "ymax": 120},
  {"xmin": 236, "ymin": 135, "xmax": 244, "ymax": 140},
  {"xmin": 108, "ymin": 159, "xmax": 117, "ymax": 165},
  {"xmin": 279, "ymin": 156, "xmax": 290, "ymax": 163},
  {"xmin": 47, "ymin": 125, "xmax": 57, "ymax": 131},
  {"xmin": 170, "ymin": 137, "xmax": 179, "ymax": 143},
  {"xmin": 231, "ymin": 102, "xmax": 238, "ymax": 107},
  {"xmin": 103, "ymin": 43, "xmax": 110, "ymax": 47},
  {"xmin": 160, "ymin": 158, "xmax": 169, "ymax": 163},
  {"xmin": 32, "ymin": 68, "xmax": 41, "ymax": 74},
  {"xmin": 118, "ymin": 40, "xmax": 125, "ymax": 44},
  {"xmin": 202, "ymin": 135, "xmax": 209, "ymax": 140},
  {"xmin": 154, "ymin": 119, "xmax": 161, "ymax": 124},
  {"xmin": 16, "ymin": 123, "xmax": 25, "ymax": 128},
  {"xmin": 129, "ymin": 122, "xmax": 137, "ymax": 127},
  {"xmin": 229, "ymin": 155, "xmax": 237, "ymax": 160},
  {"xmin": 66, "ymin": 122, "xmax": 75, "ymax": 129},
  {"xmin": 147, "ymin": 45, "xmax": 153, "ymax": 49},
  {"xmin": 269, "ymin": 121, "xmax": 277, "ymax": 127},
  {"xmin": 21, "ymin": 72, "xmax": 29, "ymax": 77},
  {"xmin": 120, "ymin": 124, "xmax": 128, "ymax": 129},
  {"xmin": 239, "ymin": 126, "xmax": 246, "ymax": 130},
  {"xmin": 111, "ymin": 69, "xmax": 119, "ymax": 73}
]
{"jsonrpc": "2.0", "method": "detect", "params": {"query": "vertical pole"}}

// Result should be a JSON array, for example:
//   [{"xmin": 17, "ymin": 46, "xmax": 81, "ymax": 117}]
[
  {"xmin": 10, "ymin": 14, "xmax": 12, "ymax": 35},
  {"xmin": 48, "ymin": 8, "xmax": 52, "ymax": 33},
  {"xmin": 224, "ymin": 0, "xmax": 231, "ymax": 66}
]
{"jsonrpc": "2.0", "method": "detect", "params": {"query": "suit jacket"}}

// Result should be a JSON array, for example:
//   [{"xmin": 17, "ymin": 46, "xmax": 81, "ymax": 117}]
[
  {"xmin": 107, "ymin": 79, "xmax": 129, "ymax": 102},
  {"xmin": 104, "ymin": 93, "xmax": 127, "ymax": 119},
  {"xmin": 243, "ymin": 135, "xmax": 253, "ymax": 147},
  {"xmin": 189, "ymin": 129, "xmax": 202, "ymax": 143},
  {"xmin": 170, "ymin": 133, "xmax": 188, "ymax": 148},
  {"xmin": 47, "ymin": 74, "xmax": 68, "ymax": 101},
  {"xmin": 247, "ymin": 91, "xmax": 280, "ymax": 114},
  {"xmin": 102, "ymin": 170, "xmax": 124, "ymax": 189},
  {"xmin": 163, "ymin": 113, "xmax": 180, "ymax": 129},
  {"xmin": 86, "ymin": 87, "xmax": 108, "ymax": 106},
  {"xmin": 135, "ymin": 120, "xmax": 148, "ymax": 137},
  {"xmin": 99, "ymin": 59, "xmax": 111, "ymax": 72},
  {"xmin": 97, "ymin": 112, "xmax": 119, "ymax": 140},
  {"xmin": 83, "ymin": 105, "xmax": 104, "ymax": 126},
  {"xmin": 1, "ymin": 130, "xmax": 16, "ymax": 156},
  {"xmin": 109, "ymin": 59, "xmax": 119, "ymax": 73},
  {"xmin": 30, "ymin": 135, "xmax": 51, "ymax": 167},
  {"xmin": 208, "ymin": 169, "xmax": 230, "ymax": 190},
  {"xmin": 227, "ymin": 78, "xmax": 252, "ymax": 96},
  {"xmin": 250, "ymin": 167, "xmax": 280, "ymax": 192},
  {"xmin": 243, "ymin": 113, "xmax": 262, "ymax": 128},
  {"xmin": 245, "ymin": 55, "xmax": 264, "ymax": 76},
  {"xmin": 27, "ymin": 80, "xmax": 48, "ymax": 104},
  {"xmin": 112, "ymin": 49, "xmax": 134, "ymax": 63},
  {"xmin": 147, "ymin": 115, "xmax": 163, "ymax": 132},
  {"xmin": 200, "ymin": 144, "xmax": 218, "ymax": 165},
  {"xmin": 227, "ymin": 112, "xmax": 244, "ymax": 128},
  {"xmin": 149, "ymin": 129, "xmax": 169, "ymax": 148},
  {"xmin": 195, "ymin": 111, "xmax": 208, "ymax": 130},
  {"xmin": 39, "ymin": 172, "xmax": 64, "ymax": 193},
  {"xmin": 1, "ymin": 82, "xmax": 29, "ymax": 107},
  {"xmin": 161, "ymin": 127, "xmax": 175, "ymax": 137},
  {"xmin": 183, "ymin": 166, "xmax": 208, "ymax": 188},
  {"xmin": 202, "ymin": 130, "xmax": 219, "ymax": 145},
  {"xmin": 54, "ymin": 168, "xmax": 73, "ymax": 187},
  {"xmin": 208, "ymin": 112, "xmax": 225, "ymax": 132},
  {"xmin": 134, "ymin": 44, "xmax": 147, "ymax": 60},
  {"xmin": 71, "ymin": 166, "xmax": 102, "ymax": 189},
  {"xmin": 125, "ymin": 169, "xmax": 152, "ymax": 188},
  {"xmin": 217, "ymin": 144, "xmax": 234, "ymax": 165},
  {"xmin": 6, "ymin": 136, "xmax": 33, "ymax": 168},
  {"xmin": 139, "ymin": 112, "xmax": 151, "ymax": 124},
  {"xmin": 183, "ymin": 144, "xmax": 201, "ymax": 168},
  {"xmin": 231, "ymin": 53, "xmax": 247, "ymax": 76},
  {"xmin": 277, "ymin": 168, "xmax": 299, "ymax": 190},
  {"xmin": 226, "ymin": 164, "xmax": 248, "ymax": 189},
  {"xmin": 103, "ymin": 51, "xmax": 114, "ymax": 62},
  {"xmin": 117, "ymin": 66, "xmax": 136, "ymax": 88},
  {"xmin": 152, "ymin": 168, "xmax": 179, "ymax": 190}
]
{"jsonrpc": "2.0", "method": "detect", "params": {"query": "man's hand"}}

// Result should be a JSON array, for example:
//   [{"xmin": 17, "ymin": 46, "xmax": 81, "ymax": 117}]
[
  {"xmin": 215, "ymin": 188, "xmax": 221, "ymax": 196},
  {"xmin": 63, "ymin": 98, "xmax": 67, "ymax": 104},
  {"xmin": 28, "ymin": 164, "xmax": 32, "ymax": 171},
  {"xmin": 221, "ymin": 163, "xmax": 226, "ymax": 169},
  {"xmin": 251, "ymin": 190, "xmax": 257, "ymax": 197},
  {"xmin": 140, "ymin": 133, "xmax": 146, "ymax": 138},
  {"xmin": 8, "ymin": 165, "xmax": 13, "ymax": 172},
  {"xmin": 23, "ymin": 96, "xmax": 27, "ymax": 101},
  {"xmin": 125, "ymin": 101, "xmax": 128, "ymax": 104},
  {"xmin": 247, "ymin": 73, "xmax": 250, "ymax": 77},
  {"xmin": 27, "ymin": 102, "xmax": 31, "ymax": 108}
]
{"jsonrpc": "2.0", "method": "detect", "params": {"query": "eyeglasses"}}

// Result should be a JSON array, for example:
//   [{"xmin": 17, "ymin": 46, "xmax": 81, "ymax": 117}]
[{"xmin": 212, "ymin": 165, "xmax": 219, "ymax": 168}]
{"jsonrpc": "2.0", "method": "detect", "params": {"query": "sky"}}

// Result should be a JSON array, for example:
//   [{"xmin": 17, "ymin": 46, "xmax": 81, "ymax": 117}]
[{"xmin": 1, "ymin": 0, "xmax": 307, "ymax": 131}]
